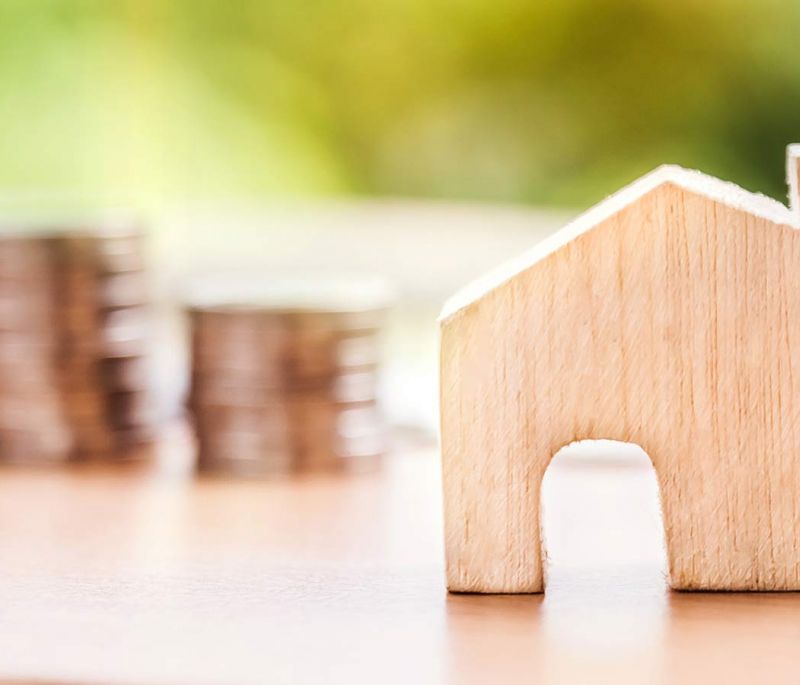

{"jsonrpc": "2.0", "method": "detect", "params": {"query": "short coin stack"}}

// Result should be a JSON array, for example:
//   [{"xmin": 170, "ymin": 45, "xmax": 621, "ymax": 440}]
[
  {"xmin": 0, "ymin": 220, "xmax": 156, "ymax": 464},
  {"xmin": 187, "ymin": 284, "xmax": 387, "ymax": 475}
]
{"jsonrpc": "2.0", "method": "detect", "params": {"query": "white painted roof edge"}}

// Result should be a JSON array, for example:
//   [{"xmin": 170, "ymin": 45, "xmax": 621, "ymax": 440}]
[{"xmin": 440, "ymin": 164, "xmax": 796, "ymax": 322}]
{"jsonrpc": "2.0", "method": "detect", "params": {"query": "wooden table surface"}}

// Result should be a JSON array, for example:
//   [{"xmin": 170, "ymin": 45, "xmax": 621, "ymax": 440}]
[{"xmin": 0, "ymin": 435, "xmax": 798, "ymax": 685}]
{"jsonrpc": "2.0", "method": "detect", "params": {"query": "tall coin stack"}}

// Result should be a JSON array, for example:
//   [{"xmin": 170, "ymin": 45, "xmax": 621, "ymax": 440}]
[
  {"xmin": 187, "ymin": 282, "xmax": 388, "ymax": 475},
  {"xmin": 0, "ymin": 236, "xmax": 72, "ymax": 463},
  {"xmin": 0, "ymin": 220, "xmax": 155, "ymax": 464},
  {"xmin": 50, "ymin": 224, "xmax": 155, "ymax": 459}
]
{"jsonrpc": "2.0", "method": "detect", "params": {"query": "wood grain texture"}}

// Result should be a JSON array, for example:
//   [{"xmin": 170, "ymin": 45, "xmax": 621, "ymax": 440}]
[{"xmin": 440, "ymin": 145, "xmax": 800, "ymax": 593}]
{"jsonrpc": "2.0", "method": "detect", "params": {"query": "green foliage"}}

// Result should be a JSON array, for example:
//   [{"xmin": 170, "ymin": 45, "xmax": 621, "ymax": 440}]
[{"xmin": 0, "ymin": 0, "xmax": 798, "ymax": 208}]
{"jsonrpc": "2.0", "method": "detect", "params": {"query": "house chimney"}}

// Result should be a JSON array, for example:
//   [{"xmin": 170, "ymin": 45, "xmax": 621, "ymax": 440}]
[{"xmin": 789, "ymin": 144, "xmax": 800, "ymax": 219}]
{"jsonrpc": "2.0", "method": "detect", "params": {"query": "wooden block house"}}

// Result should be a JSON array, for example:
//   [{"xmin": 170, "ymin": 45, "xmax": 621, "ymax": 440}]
[{"xmin": 440, "ymin": 145, "xmax": 800, "ymax": 593}]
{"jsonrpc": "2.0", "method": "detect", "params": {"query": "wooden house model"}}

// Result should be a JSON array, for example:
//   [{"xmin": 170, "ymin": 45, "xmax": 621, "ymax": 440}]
[{"xmin": 440, "ymin": 145, "xmax": 800, "ymax": 593}]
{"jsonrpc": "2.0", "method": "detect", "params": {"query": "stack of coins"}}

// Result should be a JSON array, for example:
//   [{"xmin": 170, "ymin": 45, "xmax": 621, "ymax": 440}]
[
  {"xmin": 50, "ymin": 225, "xmax": 155, "ymax": 458},
  {"xmin": 0, "ymin": 237, "xmax": 72, "ymax": 463},
  {"xmin": 0, "ymin": 220, "xmax": 155, "ymax": 464},
  {"xmin": 187, "ymin": 283, "xmax": 387, "ymax": 476}
]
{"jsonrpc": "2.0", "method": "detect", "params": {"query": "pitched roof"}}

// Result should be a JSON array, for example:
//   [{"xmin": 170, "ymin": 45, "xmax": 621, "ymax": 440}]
[{"xmin": 440, "ymin": 165, "xmax": 797, "ymax": 322}]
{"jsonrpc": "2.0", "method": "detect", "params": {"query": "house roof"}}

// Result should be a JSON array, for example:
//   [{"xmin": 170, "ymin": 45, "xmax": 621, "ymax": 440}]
[{"xmin": 440, "ymin": 164, "xmax": 797, "ymax": 322}]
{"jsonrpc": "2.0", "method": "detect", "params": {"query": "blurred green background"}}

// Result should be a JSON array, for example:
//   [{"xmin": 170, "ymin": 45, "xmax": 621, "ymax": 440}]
[{"xmin": 1, "ymin": 0, "xmax": 799, "ymax": 210}]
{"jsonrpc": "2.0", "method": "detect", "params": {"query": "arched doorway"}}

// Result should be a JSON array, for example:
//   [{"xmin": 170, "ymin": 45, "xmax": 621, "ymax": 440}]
[{"xmin": 541, "ymin": 439, "xmax": 667, "ymax": 592}]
